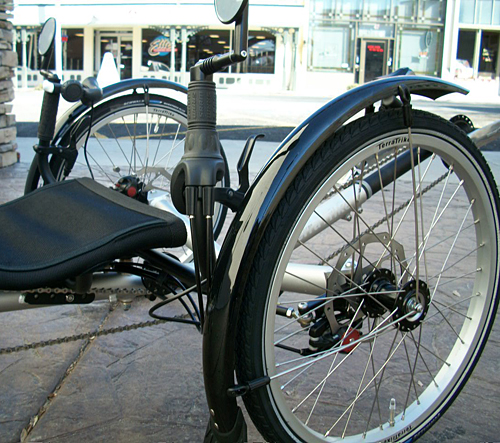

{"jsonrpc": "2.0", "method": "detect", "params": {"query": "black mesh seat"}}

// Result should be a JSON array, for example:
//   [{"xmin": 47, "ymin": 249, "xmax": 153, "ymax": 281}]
[{"xmin": 0, "ymin": 178, "xmax": 187, "ymax": 290}]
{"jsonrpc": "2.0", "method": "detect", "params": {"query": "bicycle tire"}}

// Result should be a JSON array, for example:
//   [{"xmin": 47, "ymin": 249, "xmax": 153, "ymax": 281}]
[
  {"xmin": 236, "ymin": 109, "xmax": 500, "ymax": 442},
  {"xmin": 24, "ymin": 93, "xmax": 229, "ymax": 240}
]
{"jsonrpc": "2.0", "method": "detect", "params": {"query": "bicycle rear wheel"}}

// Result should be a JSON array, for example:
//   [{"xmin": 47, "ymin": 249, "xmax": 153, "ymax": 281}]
[
  {"xmin": 25, "ymin": 94, "xmax": 229, "ymax": 239},
  {"xmin": 237, "ymin": 109, "xmax": 500, "ymax": 442}
]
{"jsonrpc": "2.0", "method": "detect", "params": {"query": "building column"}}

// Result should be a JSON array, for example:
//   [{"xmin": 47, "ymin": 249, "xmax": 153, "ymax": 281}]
[
  {"xmin": 442, "ymin": 0, "xmax": 461, "ymax": 79},
  {"xmin": 83, "ymin": 27, "xmax": 94, "ymax": 78},
  {"xmin": 54, "ymin": 1, "xmax": 63, "ymax": 79},
  {"xmin": 282, "ymin": 29, "xmax": 296, "ymax": 91},
  {"xmin": 473, "ymin": 29, "xmax": 482, "ymax": 77},
  {"xmin": 288, "ymin": 28, "xmax": 298, "ymax": 91},
  {"xmin": 132, "ymin": 26, "xmax": 142, "ymax": 78},
  {"xmin": 274, "ymin": 30, "xmax": 286, "ymax": 90},
  {"xmin": 21, "ymin": 27, "xmax": 27, "ymax": 88},
  {"xmin": 170, "ymin": 28, "xmax": 177, "ymax": 82},
  {"xmin": 181, "ymin": 27, "xmax": 187, "ymax": 85},
  {"xmin": 496, "ymin": 35, "xmax": 500, "ymax": 81}
]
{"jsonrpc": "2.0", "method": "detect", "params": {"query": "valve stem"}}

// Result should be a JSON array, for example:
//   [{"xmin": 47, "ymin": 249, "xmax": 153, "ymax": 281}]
[{"xmin": 389, "ymin": 398, "xmax": 396, "ymax": 427}]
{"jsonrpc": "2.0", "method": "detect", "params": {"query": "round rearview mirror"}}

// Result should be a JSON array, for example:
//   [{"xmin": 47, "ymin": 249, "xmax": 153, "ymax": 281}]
[
  {"xmin": 215, "ymin": 0, "xmax": 247, "ymax": 24},
  {"xmin": 38, "ymin": 17, "xmax": 56, "ymax": 57}
]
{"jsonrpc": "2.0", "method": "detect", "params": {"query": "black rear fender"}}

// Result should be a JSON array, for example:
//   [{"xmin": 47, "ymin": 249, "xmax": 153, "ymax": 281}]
[{"xmin": 202, "ymin": 75, "xmax": 468, "ymax": 434}]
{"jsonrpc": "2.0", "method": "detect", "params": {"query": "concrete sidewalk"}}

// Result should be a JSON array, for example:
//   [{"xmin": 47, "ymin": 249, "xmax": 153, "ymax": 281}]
[
  {"xmin": 0, "ymin": 84, "xmax": 499, "ymax": 442},
  {"xmin": 0, "ymin": 134, "xmax": 500, "ymax": 442}
]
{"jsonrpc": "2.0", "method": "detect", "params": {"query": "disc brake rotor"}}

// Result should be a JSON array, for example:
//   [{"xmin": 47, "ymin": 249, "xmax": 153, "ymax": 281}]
[{"xmin": 327, "ymin": 231, "xmax": 407, "ymax": 293}]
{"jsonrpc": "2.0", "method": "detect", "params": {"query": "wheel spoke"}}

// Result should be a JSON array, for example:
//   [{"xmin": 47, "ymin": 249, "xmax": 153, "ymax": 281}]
[
  {"xmin": 303, "ymin": 301, "xmax": 365, "ymax": 424},
  {"xmin": 241, "ymin": 112, "xmax": 499, "ymax": 441},
  {"xmin": 332, "ymin": 184, "xmax": 413, "ymax": 277},
  {"xmin": 409, "ymin": 330, "xmax": 439, "ymax": 388},
  {"xmin": 325, "ymin": 331, "xmax": 408, "ymax": 437},
  {"xmin": 85, "ymin": 150, "xmax": 118, "ymax": 184},
  {"xmin": 274, "ymin": 308, "xmax": 405, "ymax": 372},
  {"xmin": 401, "ymin": 329, "xmax": 420, "ymax": 416},
  {"xmin": 428, "ymin": 302, "xmax": 465, "ymax": 344},
  {"xmin": 423, "ymin": 293, "xmax": 479, "ymax": 324},
  {"xmin": 364, "ymin": 326, "xmax": 399, "ymax": 434}
]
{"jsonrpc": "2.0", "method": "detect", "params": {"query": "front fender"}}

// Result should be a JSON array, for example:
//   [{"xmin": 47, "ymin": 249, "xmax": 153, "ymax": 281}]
[
  {"xmin": 202, "ymin": 75, "xmax": 468, "ymax": 433},
  {"xmin": 53, "ymin": 78, "xmax": 187, "ymax": 144}
]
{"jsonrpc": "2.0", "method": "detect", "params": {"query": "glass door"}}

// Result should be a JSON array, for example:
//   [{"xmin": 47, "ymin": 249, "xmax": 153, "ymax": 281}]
[
  {"xmin": 359, "ymin": 39, "xmax": 388, "ymax": 83},
  {"xmin": 119, "ymin": 37, "xmax": 133, "ymax": 79},
  {"xmin": 97, "ymin": 31, "xmax": 133, "ymax": 80}
]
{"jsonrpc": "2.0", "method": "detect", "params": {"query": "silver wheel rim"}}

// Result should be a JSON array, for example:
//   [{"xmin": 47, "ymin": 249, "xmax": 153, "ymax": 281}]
[{"xmin": 263, "ymin": 130, "xmax": 499, "ymax": 442}]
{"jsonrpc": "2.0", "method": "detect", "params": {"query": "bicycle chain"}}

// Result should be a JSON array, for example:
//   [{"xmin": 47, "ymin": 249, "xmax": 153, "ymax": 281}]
[{"xmin": 0, "ymin": 286, "xmax": 172, "ymax": 355}]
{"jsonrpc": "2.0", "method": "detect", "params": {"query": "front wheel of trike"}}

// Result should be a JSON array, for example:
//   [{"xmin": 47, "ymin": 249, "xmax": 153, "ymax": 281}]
[{"xmin": 236, "ymin": 109, "xmax": 500, "ymax": 442}]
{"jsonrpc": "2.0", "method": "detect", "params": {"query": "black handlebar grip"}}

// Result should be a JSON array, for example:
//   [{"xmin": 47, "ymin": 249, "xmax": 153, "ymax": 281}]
[
  {"xmin": 37, "ymin": 86, "xmax": 61, "ymax": 146},
  {"xmin": 187, "ymin": 80, "xmax": 217, "ymax": 130}
]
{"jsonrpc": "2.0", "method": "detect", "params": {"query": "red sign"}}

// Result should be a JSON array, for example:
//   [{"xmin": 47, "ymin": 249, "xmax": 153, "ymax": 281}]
[{"xmin": 367, "ymin": 45, "xmax": 384, "ymax": 53}]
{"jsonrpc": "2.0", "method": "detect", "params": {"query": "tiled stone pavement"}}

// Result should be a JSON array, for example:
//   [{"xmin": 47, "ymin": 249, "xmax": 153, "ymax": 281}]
[{"xmin": 0, "ymin": 149, "xmax": 499, "ymax": 443}]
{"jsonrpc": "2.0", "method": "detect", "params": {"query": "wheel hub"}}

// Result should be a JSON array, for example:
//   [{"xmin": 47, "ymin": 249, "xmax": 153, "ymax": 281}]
[
  {"xmin": 392, "ymin": 279, "xmax": 431, "ymax": 331},
  {"xmin": 363, "ymin": 268, "xmax": 398, "ymax": 317},
  {"xmin": 360, "ymin": 269, "xmax": 430, "ymax": 331}
]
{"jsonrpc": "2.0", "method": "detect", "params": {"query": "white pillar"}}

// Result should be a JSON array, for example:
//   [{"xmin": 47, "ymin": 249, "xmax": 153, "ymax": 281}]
[
  {"xmin": 473, "ymin": 29, "xmax": 482, "ymax": 78},
  {"xmin": 170, "ymin": 28, "xmax": 177, "ymax": 82},
  {"xmin": 54, "ymin": 1, "xmax": 63, "ymax": 79},
  {"xmin": 21, "ymin": 28, "xmax": 28, "ymax": 88},
  {"xmin": 181, "ymin": 27, "xmax": 187, "ymax": 85},
  {"xmin": 83, "ymin": 27, "xmax": 94, "ymax": 79},
  {"xmin": 274, "ymin": 30, "xmax": 285, "ymax": 90},
  {"xmin": 442, "ymin": 0, "xmax": 461, "ymax": 79},
  {"xmin": 288, "ymin": 28, "xmax": 298, "ymax": 91},
  {"xmin": 132, "ymin": 26, "xmax": 142, "ymax": 78}
]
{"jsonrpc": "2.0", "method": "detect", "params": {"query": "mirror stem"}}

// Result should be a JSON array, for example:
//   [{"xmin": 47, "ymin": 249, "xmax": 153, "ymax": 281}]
[
  {"xmin": 190, "ymin": 1, "xmax": 249, "ymax": 79},
  {"xmin": 234, "ymin": 3, "xmax": 249, "ymax": 57}
]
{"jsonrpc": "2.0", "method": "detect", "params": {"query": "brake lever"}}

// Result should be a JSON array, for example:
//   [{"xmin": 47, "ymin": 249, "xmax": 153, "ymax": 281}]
[
  {"xmin": 237, "ymin": 133, "xmax": 264, "ymax": 194},
  {"xmin": 214, "ymin": 134, "xmax": 264, "ymax": 212}
]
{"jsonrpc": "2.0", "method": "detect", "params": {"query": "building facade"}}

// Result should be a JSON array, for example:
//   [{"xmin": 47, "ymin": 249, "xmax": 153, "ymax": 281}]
[{"xmin": 12, "ymin": 0, "xmax": 500, "ymax": 94}]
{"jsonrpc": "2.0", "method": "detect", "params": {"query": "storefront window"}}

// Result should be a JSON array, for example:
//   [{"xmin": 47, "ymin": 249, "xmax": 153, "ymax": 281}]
[
  {"xmin": 186, "ymin": 30, "xmax": 230, "ymax": 71},
  {"xmin": 62, "ymin": 29, "xmax": 83, "ymax": 71},
  {"xmin": 479, "ymin": 32, "xmax": 498, "ymax": 76},
  {"xmin": 460, "ymin": 0, "xmax": 500, "ymax": 23},
  {"xmin": 310, "ymin": 25, "xmax": 351, "ymax": 70},
  {"xmin": 478, "ymin": 0, "xmax": 494, "ymax": 24},
  {"xmin": 392, "ymin": 0, "xmax": 415, "ymax": 18},
  {"xmin": 309, "ymin": 0, "xmax": 445, "ymax": 76},
  {"xmin": 142, "ymin": 28, "xmax": 182, "ymax": 73},
  {"xmin": 312, "ymin": 0, "xmax": 335, "ymax": 15},
  {"xmin": 495, "ymin": 0, "xmax": 500, "ymax": 24},
  {"xmin": 364, "ymin": 0, "xmax": 391, "ymax": 18},
  {"xmin": 421, "ymin": 0, "xmax": 444, "ymax": 21},
  {"xmin": 342, "ymin": 0, "xmax": 363, "ymax": 17},
  {"xmin": 186, "ymin": 30, "xmax": 275, "ymax": 74},
  {"xmin": 358, "ymin": 23, "xmax": 394, "ymax": 38},
  {"xmin": 457, "ymin": 30, "xmax": 476, "ymax": 67},
  {"xmin": 397, "ymin": 28, "xmax": 441, "ymax": 75},
  {"xmin": 460, "ymin": 0, "xmax": 476, "ymax": 23},
  {"xmin": 16, "ymin": 29, "xmax": 37, "ymax": 70},
  {"xmin": 242, "ymin": 31, "xmax": 276, "ymax": 73}
]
